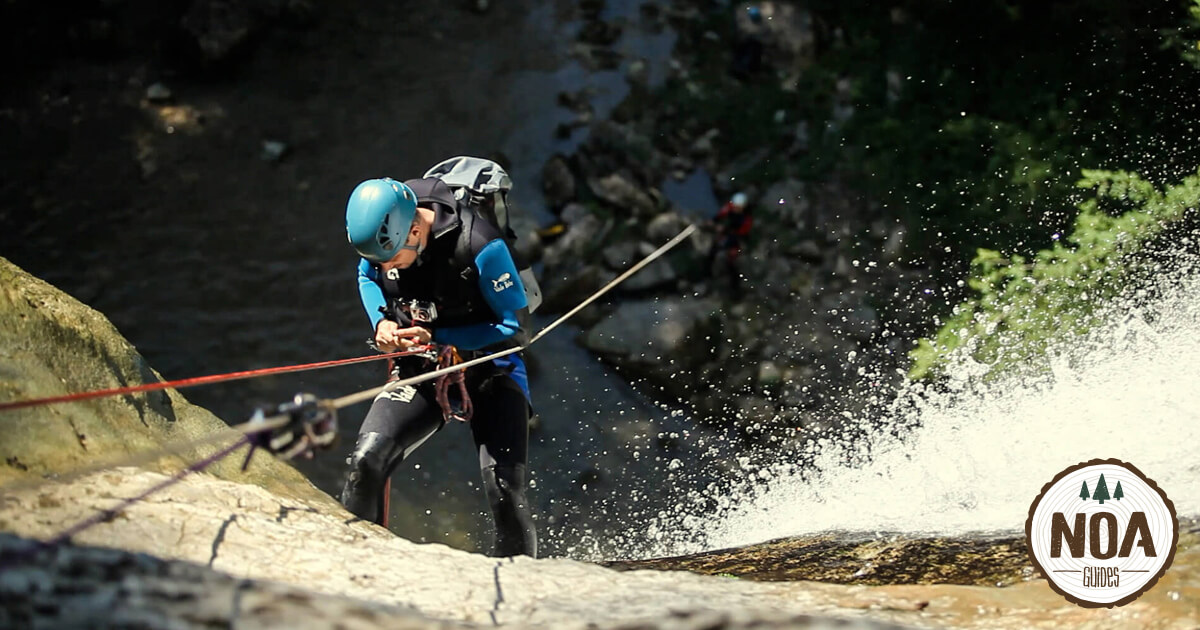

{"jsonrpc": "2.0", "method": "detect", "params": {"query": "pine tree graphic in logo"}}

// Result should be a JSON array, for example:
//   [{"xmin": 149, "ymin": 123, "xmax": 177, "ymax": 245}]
[
  {"xmin": 1027, "ymin": 459, "xmax": 1178, "ymax": 608},
  {"xmin": 1092, "ymin": 474, "xmax": 1111, "ymax": 504}
]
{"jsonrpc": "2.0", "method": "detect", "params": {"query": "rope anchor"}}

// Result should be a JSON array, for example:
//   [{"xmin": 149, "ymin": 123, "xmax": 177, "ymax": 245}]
[{"xmin": 243, "ymin": 393, "xmax": 338, "ymax": 467}]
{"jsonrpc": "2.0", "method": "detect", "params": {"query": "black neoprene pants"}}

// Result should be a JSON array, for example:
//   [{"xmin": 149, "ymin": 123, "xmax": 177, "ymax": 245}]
[{"xmin": 339, "ymin": 360, "xmax": 537, "ymax": 558}]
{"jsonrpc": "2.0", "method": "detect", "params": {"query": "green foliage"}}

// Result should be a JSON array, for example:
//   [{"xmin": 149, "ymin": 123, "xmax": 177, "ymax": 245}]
[
  {"xmin": 909, "ymin": 169, "xmax": 1200, "ymax": 379},
  {"xmin": 1162, "ymin": 0, "xmax": 1200, "ymax": 68}
]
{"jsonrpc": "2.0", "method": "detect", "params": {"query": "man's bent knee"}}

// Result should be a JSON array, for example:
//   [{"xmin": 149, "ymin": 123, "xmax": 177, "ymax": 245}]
[{"xmin": 340, "ymin": 432, "xmax": 399, "ymax": 524}]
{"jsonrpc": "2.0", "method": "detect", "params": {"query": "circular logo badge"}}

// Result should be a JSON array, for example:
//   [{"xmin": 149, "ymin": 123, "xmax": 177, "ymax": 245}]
[{"xmin": 1026, "ymin": 459, "xmax": 1178, "ymax": 608}]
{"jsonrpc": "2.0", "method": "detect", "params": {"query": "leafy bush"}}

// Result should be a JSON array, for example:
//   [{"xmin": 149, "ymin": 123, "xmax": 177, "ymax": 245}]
[{"xmin": 909, "ymin": 169, "xmax": 1200, "ymax": 379}]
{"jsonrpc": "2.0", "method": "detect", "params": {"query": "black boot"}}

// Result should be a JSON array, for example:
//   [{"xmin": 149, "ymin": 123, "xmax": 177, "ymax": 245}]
[
  {"xmin": 481, "ymin": 464, "xmax": 537, "ymax": 558},
  {"xmin": 340, "ymin": 432, "xmax": 400, "ymax": 525}
]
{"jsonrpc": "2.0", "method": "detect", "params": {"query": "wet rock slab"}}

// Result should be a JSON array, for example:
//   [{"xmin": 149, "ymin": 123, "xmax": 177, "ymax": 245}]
[
  {"xmin": 1, "ymin": 469, "xmax": 1198, "ymax": 629},
  {"xmin": 0, "ymin": 533, "xmax": 470, "ymax": 630},
  {"xmin": 606, "ymin": 531, "xmax": 1034, "ymax": 586}
]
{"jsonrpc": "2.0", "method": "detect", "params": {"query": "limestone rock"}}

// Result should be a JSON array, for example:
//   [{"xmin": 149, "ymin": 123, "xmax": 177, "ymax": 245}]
[
  {"xmin": 761, "ymin": 178, "xmax": 810, "ymax": 228},
  {"xmin": 0, "ymin": 533, "xmax": 468, "ymax": 630},
  {"xmin": 607, "ymin": 531, "xmax": 1034, "ymax": 587},
  {"xmin": 3, "ymin": 468, "xmax": 1196, "ymax": 630},
  {"xmin": 0, "ymin": 256, "xmax": 332, "ymax": 507},
  {"xmin": 0, "ymin": 469, "xmax": 927, "ymax": 628},
  {"xmin": 539, "ymin": 264, "xmax": 616, "ymax": 315},
  {"xmin": 620, "ymin": 258, "xmax": 677, "ymax": 293},
  {"xmin": 541, "ymin": 155, "xmax": 577, "ymax": 210},
  {"xmin": 542, "ymin": 214, "xmax": 610, "ymax": 271},
  {"xmin": 581, "ymin": 297, "xmax": 716, "ymax": 363},
  {"xmin": 646, "ymin": 212, "xmax": 694, "ymax": 244},
  {"xmin": 602, "ymin": 240, "xmax": 640, "ymax": 271},
  {"xmin": 588, "ymin": 172, "xmax": 659, "ymax": 219}
]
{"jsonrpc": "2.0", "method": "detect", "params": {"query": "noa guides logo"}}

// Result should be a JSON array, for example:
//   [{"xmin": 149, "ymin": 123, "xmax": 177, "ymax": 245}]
[{"xmin": 1026, "ymin": 459, "xmax": 1178, "ymax": 608}]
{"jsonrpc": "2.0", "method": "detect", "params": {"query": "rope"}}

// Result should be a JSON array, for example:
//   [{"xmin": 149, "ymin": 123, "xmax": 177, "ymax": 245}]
[
  {"xmin": 1, "ymin": 225, "xmax": 695, "ymax": 417},
  {"xmin": 330, "ymin": 224, "xmax": 697, "ymax": 410},
  {"xmin": 42, "ymin": 436, "xmax": 249, "ymax": 549},
  {"xmin": 0, "ymin": 348, "xmax": 432, "ymax": 412},
  {"xmin": 13, "ymin": 398, "xmax": 337, "ymax": 556},
  {"xmin": 0, "ymin": 407, "xmax": 296, "ymax": 496}
]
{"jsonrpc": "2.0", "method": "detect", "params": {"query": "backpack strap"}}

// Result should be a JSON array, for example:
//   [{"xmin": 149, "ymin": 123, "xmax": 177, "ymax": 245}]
[{"xmin": 453, "ymin": 209, "xmax": 480, "ymax": 282}]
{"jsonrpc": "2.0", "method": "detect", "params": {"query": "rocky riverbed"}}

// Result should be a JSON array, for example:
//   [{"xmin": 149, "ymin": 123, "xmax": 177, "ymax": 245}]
[{"xmin": 521, "ymin": 0, "xmax": 943, "ymax": 453}]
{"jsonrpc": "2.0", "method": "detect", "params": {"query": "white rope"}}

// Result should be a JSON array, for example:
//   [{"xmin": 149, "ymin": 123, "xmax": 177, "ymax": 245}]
[{"xmin": 331, "ymin": 224, "xmax": 697, "ymax": 409}]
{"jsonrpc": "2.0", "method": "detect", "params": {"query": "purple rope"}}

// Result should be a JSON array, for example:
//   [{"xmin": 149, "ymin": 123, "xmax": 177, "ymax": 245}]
[{"xmin": 44, "ymin": 436, "xmax": 250, "ymax": 547}]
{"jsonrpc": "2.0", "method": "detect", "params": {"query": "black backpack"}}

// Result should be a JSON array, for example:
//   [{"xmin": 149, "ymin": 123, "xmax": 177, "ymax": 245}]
[{"xmin": 423, "ymin": 156, "xmax": 543, "ymax": 313}]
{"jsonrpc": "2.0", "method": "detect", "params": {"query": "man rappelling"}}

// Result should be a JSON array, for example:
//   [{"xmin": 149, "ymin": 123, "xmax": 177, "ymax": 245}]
[
  {"xmin": 706, "ymin": 191, "xmax": 754, "ymax": 298},
  {"xmin": 340, "ymin": 158, "xmax": 537, "ymax": 558}
]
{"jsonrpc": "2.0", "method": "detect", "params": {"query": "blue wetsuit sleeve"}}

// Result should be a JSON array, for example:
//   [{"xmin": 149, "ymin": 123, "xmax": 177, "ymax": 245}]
[
  {"xmin": 433, "ymin": 239, "xmax": 528, "ymax": 350},
  {"xmin": 357, "ymin": 258, "xmax": 386, "ymax": 332}
]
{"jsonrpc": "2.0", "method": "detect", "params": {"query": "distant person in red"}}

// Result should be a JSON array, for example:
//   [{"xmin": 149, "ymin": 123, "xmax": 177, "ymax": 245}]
[{"xmin": 707, "ymin": 192, "xmax": 753, "ymax": 297}]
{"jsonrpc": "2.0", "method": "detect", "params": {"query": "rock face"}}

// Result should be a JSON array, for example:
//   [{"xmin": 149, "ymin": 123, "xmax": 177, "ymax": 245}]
[
  {"xmin": 3, "ymin": 468, "xmax": 1198, "ymax": 629},
  {"xmin": 581, "ymin": 297, "xmax": 718, "ymax": 378},
  {"xmin": 606, "ymin": 531, "xmax": 1036, "ymax": 587},
  {"xmin": 0, "ymin": 533, "xmax": 469, "ymax": 630},
  {"xmin": 0, "ymin": 530, "xmax": 929, "ymax": 630},
  {"xmin": 0, "ymin": 255, "xmax": 335, "ymax": 506}
]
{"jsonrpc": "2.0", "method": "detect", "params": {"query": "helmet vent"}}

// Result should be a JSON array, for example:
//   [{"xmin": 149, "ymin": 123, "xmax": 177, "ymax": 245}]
[{"xmin": 378, "ymin": 213, "xmax": 393, "ymax": 249}]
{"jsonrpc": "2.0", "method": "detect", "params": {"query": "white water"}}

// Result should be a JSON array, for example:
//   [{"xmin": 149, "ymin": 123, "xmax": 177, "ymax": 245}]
[{"xmin": 640, "ymin": 259, "xmax": 1200, "ymax": 556}]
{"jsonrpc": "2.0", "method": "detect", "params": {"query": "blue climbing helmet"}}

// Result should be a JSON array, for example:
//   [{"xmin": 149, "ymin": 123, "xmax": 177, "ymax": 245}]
[{"xmin": 345, "ymin": 178, "xmax": 418, "ymax": 262}]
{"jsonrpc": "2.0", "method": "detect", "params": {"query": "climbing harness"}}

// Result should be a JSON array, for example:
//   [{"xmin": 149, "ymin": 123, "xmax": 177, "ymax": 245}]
[{"xmin": 0, "ymin": 225, "xmax": 697, "ymax": 550}]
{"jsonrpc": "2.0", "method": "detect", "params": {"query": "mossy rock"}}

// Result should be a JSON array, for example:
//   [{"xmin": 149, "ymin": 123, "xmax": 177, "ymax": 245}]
[
  {"xmin": 606, "ymin": 531, "xmax": 1035, "ymax": 587},
  {"xmin": 0, "ymin": 256, "xmax": 338, "ymax": 508},
  {"xmin": 607, "ymin": 519, "xmax": 1200, "ymax": 587}
]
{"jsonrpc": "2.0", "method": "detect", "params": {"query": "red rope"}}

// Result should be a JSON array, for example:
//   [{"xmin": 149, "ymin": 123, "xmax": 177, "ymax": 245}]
[
  {"xmin": 0, "ymin": 346, "xmax": 434, "ymax": 412},
  {"xmin": 434, "ymin": 345, "xmax": 473, "ymax": 423}
]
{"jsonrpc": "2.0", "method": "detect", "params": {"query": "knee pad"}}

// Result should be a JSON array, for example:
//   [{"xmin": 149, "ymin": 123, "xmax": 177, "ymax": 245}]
[{"xmin": 340, "ymin": 432, "xmax": 400, "ymax": 524}]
